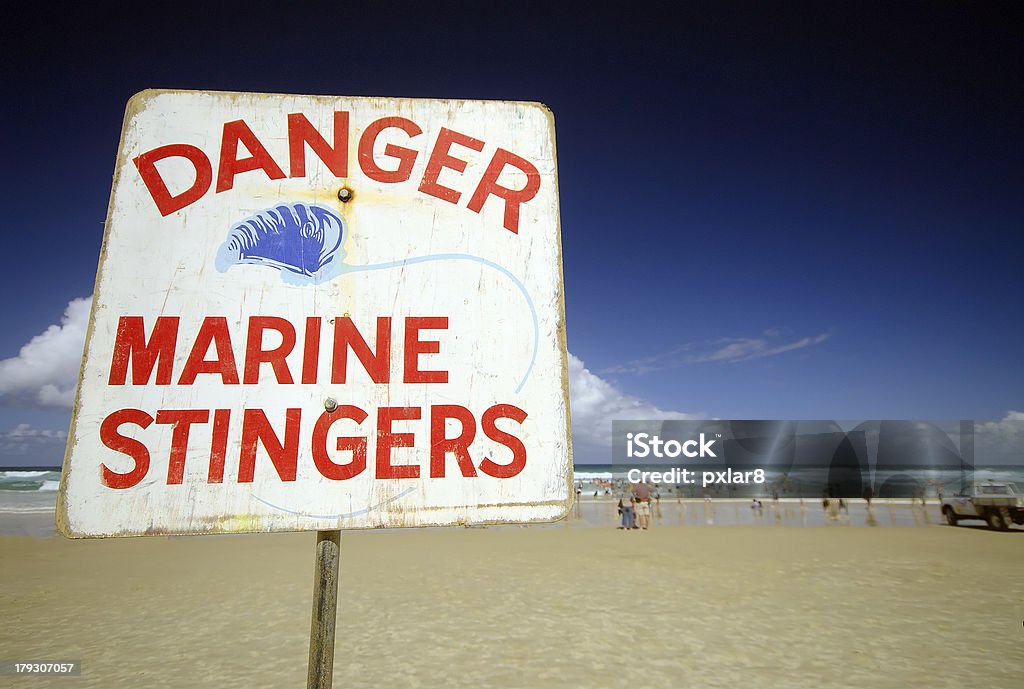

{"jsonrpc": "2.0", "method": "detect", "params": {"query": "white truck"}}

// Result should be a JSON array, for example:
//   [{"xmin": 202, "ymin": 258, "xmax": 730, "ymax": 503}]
[{"xmin": 941, "ymin": 481, "xmax": 1024, "ymax": 531}]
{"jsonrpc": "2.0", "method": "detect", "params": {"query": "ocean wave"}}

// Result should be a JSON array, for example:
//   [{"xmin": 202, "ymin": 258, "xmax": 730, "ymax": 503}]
[
  {"xmin": 0, "ymin": 505, "xmax": 56, "ymax": 514},
  {"xmin": 0, "ymin": 471, "xmax": 62, "ymax": 492},
  {"xmin": 574, "ymin": 472, "xmax": 613, "ymax": 480}
]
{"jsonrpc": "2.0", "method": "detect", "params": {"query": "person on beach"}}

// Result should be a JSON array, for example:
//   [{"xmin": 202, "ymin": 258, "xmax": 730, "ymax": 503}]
[
  {"xmin": 822, "ymin": 492, "xmax": 838, "ymax": 521},
  {"xmin": 618, "ymin": 493, "xmax": 636, "ymax": 530},
  {"xmin": 633, "ymin": 481, "xmax": 652, "ymax": 529}
]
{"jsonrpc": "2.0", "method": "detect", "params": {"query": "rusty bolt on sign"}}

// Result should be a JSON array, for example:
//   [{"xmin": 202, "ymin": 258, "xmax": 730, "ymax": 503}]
[
  {"xmin": 337, "ymin": 187, "xmax": 353, "ymax": 202},
  {"xmin": 324, "ymin": 398, "xmax": 339, "ymax": 413}
]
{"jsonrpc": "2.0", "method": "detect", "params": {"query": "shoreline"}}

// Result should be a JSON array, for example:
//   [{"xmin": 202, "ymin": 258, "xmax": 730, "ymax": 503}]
[{"xmin": 0, "ymin": 498, "xmax": 1008, "ymax": 539}]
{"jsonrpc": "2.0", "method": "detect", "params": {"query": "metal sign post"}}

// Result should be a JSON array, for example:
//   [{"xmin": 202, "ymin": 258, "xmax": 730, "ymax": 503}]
[{"xmin": 307, "ymin": 530, "xmax": 341, "ymax": 689}]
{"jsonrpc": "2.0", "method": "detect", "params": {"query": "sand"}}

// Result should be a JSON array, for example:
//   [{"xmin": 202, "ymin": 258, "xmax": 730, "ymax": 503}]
[{"xmin": 2, "ymin": 525, "xmax": 1022, "ymax": 689}]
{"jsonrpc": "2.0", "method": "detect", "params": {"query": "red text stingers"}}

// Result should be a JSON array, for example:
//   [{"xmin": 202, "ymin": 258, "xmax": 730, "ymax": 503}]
[{"xmin": 133, "ymin": 112, "xmax": 542, "ymax": 233}]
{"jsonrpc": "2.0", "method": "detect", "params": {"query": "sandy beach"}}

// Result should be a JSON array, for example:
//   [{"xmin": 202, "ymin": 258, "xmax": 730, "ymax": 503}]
[{"xmin": 3, "ymin": 521, "xmax": 1022, "ymax": 689}]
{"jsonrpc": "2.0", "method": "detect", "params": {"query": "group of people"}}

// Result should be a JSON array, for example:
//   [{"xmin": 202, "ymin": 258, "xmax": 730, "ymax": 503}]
[
  {"xmin": 617, "ymin": 482, "xmax": 654, "ymax": 530},
  {"xmin": 821, "ymin": 493, "xmax": 850, "ymax": 521}
]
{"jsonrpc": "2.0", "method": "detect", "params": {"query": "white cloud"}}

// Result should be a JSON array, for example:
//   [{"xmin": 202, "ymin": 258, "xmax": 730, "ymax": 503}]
[
  {"xmin": 568, "ymin": 353, "xmax": 700, "ymax": 450},
  {"xmin": 975, "ymin": 410, "xmax": 1024, "ymax": 437},
  {"xmin": 604, "ymin": 330, "xmax": 831, "ymax": 374},
  {"xmin": 0, "ymin": 297, "xmax": 91, "ymax": 408},
  {"xmin": 694, "ymin": 333, "xmax": 831, "ymax": 364},
  {"xmin": 973, "ymin": 410, "xmax": 1024, "ymax": 465},
  {"xmin": 0, "ymin": 422, "xmax": 68, "ymax": 458}
]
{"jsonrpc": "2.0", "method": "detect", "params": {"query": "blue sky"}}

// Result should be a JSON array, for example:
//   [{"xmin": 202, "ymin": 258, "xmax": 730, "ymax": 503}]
[{"xmin": 1, "ymin": 2, "xmax": 1021, "ymax": 466}]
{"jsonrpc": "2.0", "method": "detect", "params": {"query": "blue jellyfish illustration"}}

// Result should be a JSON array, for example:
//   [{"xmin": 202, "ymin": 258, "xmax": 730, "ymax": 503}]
[{"xmin": 215, "ymin": 203, "xmax": 345, "ymax": 285}]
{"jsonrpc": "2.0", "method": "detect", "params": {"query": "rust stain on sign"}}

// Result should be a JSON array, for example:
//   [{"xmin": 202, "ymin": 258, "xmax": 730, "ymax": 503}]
[{"xmin": 57, "ymin": 90, "xmax": 572, "ymax": 537}]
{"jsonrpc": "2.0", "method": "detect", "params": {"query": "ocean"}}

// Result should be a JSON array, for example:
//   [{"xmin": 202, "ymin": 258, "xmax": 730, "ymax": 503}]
[
  {"xmin": 5, "ymin": 465, "xmax": 1022, "ymax": 502},
  {"xmin": 0, "ymin": 469, "xmax": 61, "ymax": 536},
  {"xmin": 0, "ymin": 469, "xmax": 61, "ymax": 502},
  {"xmin": 0, "ymin": 469, "xmax": 61, "ymax": 492}
]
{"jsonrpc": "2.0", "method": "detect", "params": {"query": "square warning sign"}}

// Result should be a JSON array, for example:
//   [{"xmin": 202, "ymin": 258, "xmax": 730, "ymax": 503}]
[{"xmin": 57, "ymin": 90, "xmax": 572, "ymax": 536}]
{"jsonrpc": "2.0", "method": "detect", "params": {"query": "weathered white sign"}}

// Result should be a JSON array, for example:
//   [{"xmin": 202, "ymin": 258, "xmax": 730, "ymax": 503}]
[{"xmin": 57, "ymin": 90, "xmax": 571, "ymax": 537}]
